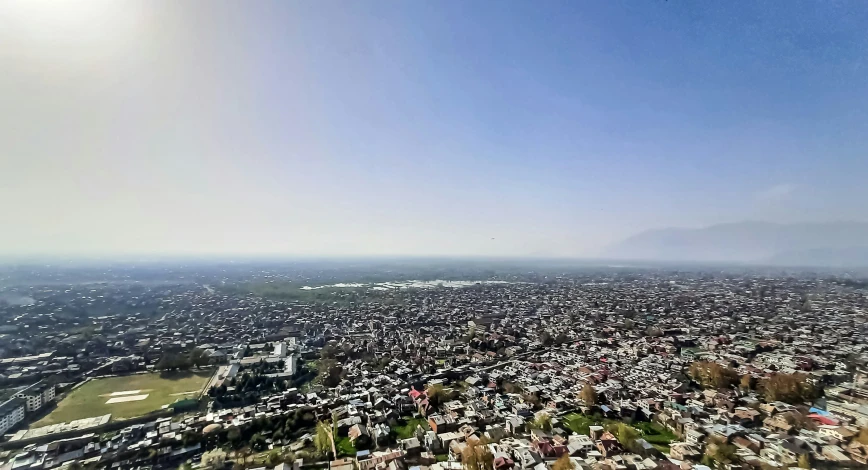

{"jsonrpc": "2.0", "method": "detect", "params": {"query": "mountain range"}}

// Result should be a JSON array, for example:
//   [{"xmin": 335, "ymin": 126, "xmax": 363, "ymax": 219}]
[{"xmin": 604, "ymin": 221, "xmax": 868, "ymax": 266}]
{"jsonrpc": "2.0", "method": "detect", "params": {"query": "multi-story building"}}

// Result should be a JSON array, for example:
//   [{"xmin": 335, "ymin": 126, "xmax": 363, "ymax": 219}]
[
  {"xmin": 0, "ymin": 398, "xmax": 25, "ymax": 434},
  {"xmin": 13, "ymin": 381, "xmax": 55, "ymax": 412}
]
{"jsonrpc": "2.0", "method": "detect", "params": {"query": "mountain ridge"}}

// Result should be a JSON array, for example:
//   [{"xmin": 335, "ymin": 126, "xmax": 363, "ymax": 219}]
[{"xmin": 605, "ymin": 221, "xmax": 868, "ymax": 266}]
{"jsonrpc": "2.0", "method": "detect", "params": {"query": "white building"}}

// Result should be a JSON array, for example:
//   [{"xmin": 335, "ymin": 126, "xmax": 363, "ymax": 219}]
[
  {"xmin": 284, "ymin": 354, "xmax": 297, "ymax": 375},
  {"xmin": 0, "ymin": 398, "xmax": 25, "ymax": 434},
  {"xmin": 14, "ymin": 381, "xmax": 55, "ymax": 412}
]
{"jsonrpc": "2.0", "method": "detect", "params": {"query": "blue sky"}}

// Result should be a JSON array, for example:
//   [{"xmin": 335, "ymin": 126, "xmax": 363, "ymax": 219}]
[{"xmin": 1, "ymin": 0, "xmax": 867, "ymax": 257}]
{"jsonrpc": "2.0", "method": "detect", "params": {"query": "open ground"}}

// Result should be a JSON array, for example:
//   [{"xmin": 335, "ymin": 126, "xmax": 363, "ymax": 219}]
[{"xmin": 34, "ymin": 370, "xmax": 212, "ymax": 426}]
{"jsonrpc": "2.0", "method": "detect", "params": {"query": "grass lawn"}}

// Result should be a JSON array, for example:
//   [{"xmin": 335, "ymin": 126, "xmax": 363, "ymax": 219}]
[
  {"xmin": 633, "ymin": 421, "xmax": 676, "ymax": 450},
  {"xmin": 34, "ymin": 370, "xmax": 213, "ymax": 426},
  {"xmin": 563, "ymin": 413, "xmax": 674, "ymax": 451},
  {"xmin": 391, "ymin": 417, "xmax": 429, "ymax": 440},
  {"xmin": 335, "ymin": 436, "xmax": 357, "ymax": 457},
  {"xmin": 562, "ymin": 413, "xmax": 598, "ymax": 435}
]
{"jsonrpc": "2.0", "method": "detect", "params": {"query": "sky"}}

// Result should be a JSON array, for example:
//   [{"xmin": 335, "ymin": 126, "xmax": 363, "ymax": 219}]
[{"xmin": 1, "ymin": 0, "xmax": 867, "ymax": 258}]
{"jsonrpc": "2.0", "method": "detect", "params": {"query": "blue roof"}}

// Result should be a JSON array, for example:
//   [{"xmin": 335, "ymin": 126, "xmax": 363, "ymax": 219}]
[
  {"xmin": 600, "ymin": 405, "xmax": 611, "ymax": 412},
  {"xmin": 809, "ymin": 407, "xmax": 831, "ymax": 416},
  {"xmin": 356, "ymin": 450, "xmax": 371, "ymax": 457}
]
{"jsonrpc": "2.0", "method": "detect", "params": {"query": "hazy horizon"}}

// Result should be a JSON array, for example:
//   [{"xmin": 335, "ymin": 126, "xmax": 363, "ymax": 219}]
[{"xmin": 3, "ymin": 1, "xmax": 868, "ymax": 258}]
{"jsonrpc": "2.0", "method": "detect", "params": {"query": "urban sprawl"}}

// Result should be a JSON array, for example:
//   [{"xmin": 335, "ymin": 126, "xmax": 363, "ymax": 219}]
[{"xmin": 0, "ymin": 263, "xmax": 867, "ymax": 470}]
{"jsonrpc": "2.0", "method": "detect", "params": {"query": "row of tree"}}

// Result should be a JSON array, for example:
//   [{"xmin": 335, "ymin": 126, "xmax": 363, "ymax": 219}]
[
  {"xmin": 688, "ymin": 360, "xmax": 819, "ymax": 404},
  {"xmin": 155, "ymin": 348, "xmax": 210, "ymax": 371}
]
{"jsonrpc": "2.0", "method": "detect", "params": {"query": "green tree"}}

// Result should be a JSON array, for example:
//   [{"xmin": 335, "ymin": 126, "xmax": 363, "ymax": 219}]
[
  {"xmin": 612, "ymin": 423, "xmax": 639, "ymax": 452},
  {"xmin": 315, "ymin": 420, "xmax": 337, "ymax": 458},
  {"xmin": 201, "ymin": 449, "xmax": 227, "ymax": 468},
  {"xmin": 530, "ymin": 413, "xmax": 552, "ymax": 432},
  {"xmin": 266, "ymin": 450, "xmax": 284, "ymax": 467},
  {"xmin": 227, "ymin": 427, "xmax": 242, "ymax": 449},
  {"xmin": 250, "ymin": 433, "xmax": 267, "ymax": 452},
  {"xmin": 317, "ymin": 359, "xmax": 343, "ymax": 387}
]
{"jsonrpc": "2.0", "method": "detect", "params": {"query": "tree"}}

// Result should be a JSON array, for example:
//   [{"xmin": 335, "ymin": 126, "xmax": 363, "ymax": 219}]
[
  {"xmin": 581, "ymin": 383, "xmax": 598, "ymax": 406},
  {"xmin": 461, "ymin": 440, "xmax": 494, "ymax": 470},
  {"xmin": 705, "ymin": 437, "xmax": 737, "ymax": 465},
  {"xmin": 227, "ymin": 426, "xmax": 243, "ymax": 449},
  {"xmin": 201, "ymin": 449, "xmax": 227, "ymax": 468},
  {"xmin": 317, "ymin": 359, "xmax": 343, "ymax": 387},
  {"xmin": 250, "ymin": 433, "xmax": 267, "ymax": 452},
  {"xmin": 645, "ymin": 326, "xmax": 664, "ymax": 337},
  {"xmin": 427, "ymin": 384, "xmax": 446, "ymax": 407},
  {"xmin": 189, "ymin": 348, "xmax": 209, "ymax": 368},
  {"xmin": 688, "ymin": 361, "xmax": 738, "ymax": 389},
  {"xmin": 611, "ymin": 423, "xmax": 639, "ymax": 452},
  {"xmin": 266, "ymin": 450, "xmax": 284, "ymax": 467},
  {"xmin": 761, "ymin": 373, "xmax": 816, "ymax": 404},
  {"xmin": 857, "ymin": 427, "xmax": 868, "ymax": 445},
  {"xmin": 320, "ymin": 344, "xmax": 338, "ymax": 360},
  {"xmin": 552, "ymin": 454, "xmax": 575, "ymax": 470},
  {"xmin": 797, "ymin": 453, "xmax": 811, "ymax": 469},
  {"xmin": 739, "ymin": 374, "xmax": 755, "ymax": 391},
  {"xmin": 530, "ymin": 413, "xmax": 552, "ymax": 432},
  {"xmin": 502, "ymin": 382, "xmax": 522, "ymax": 394},
  {"xmin": 237, "ymin": 447, "xmax": 252, "ymax": 467},
  {"xmin": 315, "ymin": 420, "xmax": 337, "ymax": 458}
]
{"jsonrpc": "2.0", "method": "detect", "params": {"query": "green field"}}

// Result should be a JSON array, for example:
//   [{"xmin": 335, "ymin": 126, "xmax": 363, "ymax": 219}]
[
  {"xmin": 391, "ymin": 417, "xmax": 429, "ymax": 440},
  {"xmin": 34, "ymin": 370, "xmax": 213, "ymax": 426},
  {"xmin": 563, "ymin": 413, "xmax": 675, "ymax": 453}
]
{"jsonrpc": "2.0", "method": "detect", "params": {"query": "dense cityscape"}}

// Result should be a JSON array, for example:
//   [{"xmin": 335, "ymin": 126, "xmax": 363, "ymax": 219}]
[{"xmin": 0, "ymin": 261, "xmax": 865, "ymax": 470}]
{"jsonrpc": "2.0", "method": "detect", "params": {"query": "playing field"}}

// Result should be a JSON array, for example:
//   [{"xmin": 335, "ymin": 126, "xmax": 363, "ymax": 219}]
[{"xmin": 34, "ymin": 370, "xmax": 213, "ymax": 426}]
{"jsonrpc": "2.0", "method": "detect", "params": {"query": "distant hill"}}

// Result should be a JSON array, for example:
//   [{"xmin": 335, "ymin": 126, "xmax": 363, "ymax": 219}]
[{"xmin": 605, "ymin": 221, "xmax": 868, "ymax": 266}]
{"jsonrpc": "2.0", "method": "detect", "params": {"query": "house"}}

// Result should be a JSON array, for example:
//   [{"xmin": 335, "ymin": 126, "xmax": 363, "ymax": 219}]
[
  {"xmin": 429, "ymin": 415, "xmax": 458, "ymax": 434},
  {"xmin": 401, "ymin": 437, "xmax": 422, "ymax": 458},
  {"xmin": 505, "ymin": 416, "xmax": 526, "ymax": 435},
  {"xmin": 567, "ymin": 435, "xmax": 594, "ymax": 456},
  {"xmin": 763, "ymin": 414, "xmax": 794, "ymax": 434},
  {"xmin": 846, "ymin": 441, "xmax": 868, "ymax": 464},
  {"xmin": 818, "ymin": 425, "xmax": 857, "ymax": 442},
  {"xmin": 597, "ymin": 432, "xmax": 622, "ymax": 457},
  {"xmin": 349, "ymin": 424, "xmax": 369, "ymax": 443},
  {"xmin": 669, "ymin": 442, "xmax": 701, "ymax": 461}
]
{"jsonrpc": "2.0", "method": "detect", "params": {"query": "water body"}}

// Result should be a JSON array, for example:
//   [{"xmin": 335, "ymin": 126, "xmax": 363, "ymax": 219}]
[{"xmin": 0, "ymin": 295, "xmax": 36, "ymax": 306}]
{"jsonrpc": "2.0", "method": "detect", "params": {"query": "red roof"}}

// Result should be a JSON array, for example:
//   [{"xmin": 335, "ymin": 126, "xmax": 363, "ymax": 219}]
[{"xmin": 808, "ymin": 414, "xmax": 839, "ymax": 426}]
